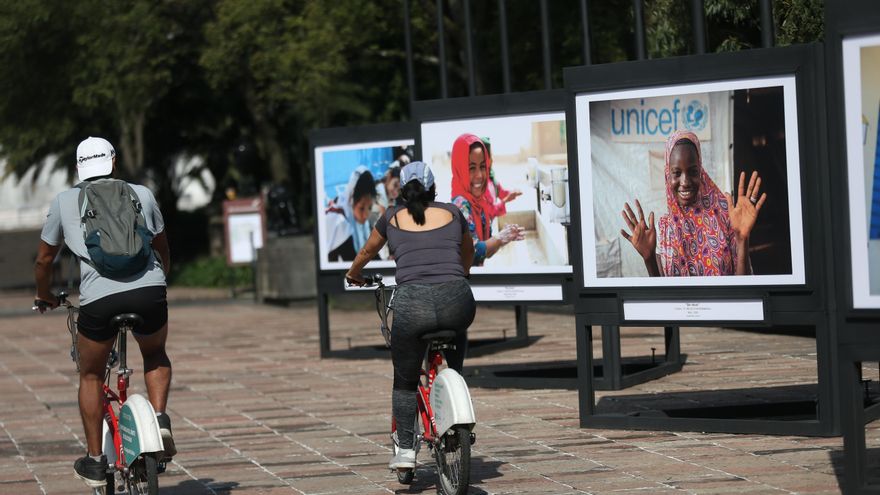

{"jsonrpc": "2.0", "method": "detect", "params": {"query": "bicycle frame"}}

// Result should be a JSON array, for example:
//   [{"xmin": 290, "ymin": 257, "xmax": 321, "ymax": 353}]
[
  {"xmin": 103, "ymin": 323, "xmax": 135, "ymax": 470},
  {"xmin": 416, "ymin": 348, "xmax": 445, "ymax": 444}
]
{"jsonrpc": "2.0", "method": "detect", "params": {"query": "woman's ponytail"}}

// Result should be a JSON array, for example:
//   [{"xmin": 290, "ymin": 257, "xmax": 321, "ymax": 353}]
[{"xmin": 401, "ymin": 180, "xmax": 437, "ymax": 225}]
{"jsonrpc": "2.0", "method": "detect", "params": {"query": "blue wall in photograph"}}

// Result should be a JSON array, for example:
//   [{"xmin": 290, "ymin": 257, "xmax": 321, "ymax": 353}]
[{"xmin": 323, "ymin": 147, "xmax": 394, "ymax": 202}]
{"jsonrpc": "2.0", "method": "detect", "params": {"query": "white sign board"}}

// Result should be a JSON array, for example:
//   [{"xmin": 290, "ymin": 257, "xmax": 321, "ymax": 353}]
[{"xmin": 623, "ymin": 299, "xmax": 765, "ymax": 322}]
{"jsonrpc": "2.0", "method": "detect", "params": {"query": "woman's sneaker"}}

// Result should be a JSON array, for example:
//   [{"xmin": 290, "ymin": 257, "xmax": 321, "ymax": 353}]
[
  {"xmin": 389, "ymin": 448, "xmax": 416, "ymax": 469},
  {"xmin": 156, "ymin": 412, "xmax": 177, "ymax": 459},
  {"xmin": 73, "ymin": 454, "xmax": 108, "ymax": 488}
]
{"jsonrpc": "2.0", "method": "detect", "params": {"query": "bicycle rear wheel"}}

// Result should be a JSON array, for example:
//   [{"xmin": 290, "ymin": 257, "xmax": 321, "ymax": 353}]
[
  {"xmin": 433, "ymin": 426, "xmax": 471, "ymax": 495},
  {"xmin": 126, "ymin": 453, "xmax": 158, "ymax": 495}
]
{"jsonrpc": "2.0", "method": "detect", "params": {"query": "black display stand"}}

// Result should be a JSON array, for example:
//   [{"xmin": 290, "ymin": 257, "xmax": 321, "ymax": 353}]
[
  {"xmin": 826, "ymin": 2, "xmax": 880, "ymax": 492},
  {"xmin": 309, "ymin": 119, "xmax": 573, "ymax": 361},
  {"xmin": 565, "ymin": 44, "xmax": 842, "ymax": 437},
  {"xmin": 462, "ymin": 324, "xmax": 683, "ymax": 391}
]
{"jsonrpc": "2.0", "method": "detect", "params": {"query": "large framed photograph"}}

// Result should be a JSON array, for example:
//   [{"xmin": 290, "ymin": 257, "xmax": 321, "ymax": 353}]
[
  {"xmin": 420, "ymin": 112, "xmax": 572, "ymax": 274},
  {"xmin": 844, "ymin": 34, "xmax": 880, "ymax": 309},
  {"xmin": 575, "ymin": 76, "xmax": 806, "ymax": 288},
  {"xmin": 315, "ymin": 139, "xmax": 415, "ymax": 271}
]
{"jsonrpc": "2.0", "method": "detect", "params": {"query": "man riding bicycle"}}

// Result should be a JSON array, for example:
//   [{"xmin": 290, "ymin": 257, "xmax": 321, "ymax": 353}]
[{"xmin": 33, "ymin": 137, "xmax": 176, "ymax": 489}]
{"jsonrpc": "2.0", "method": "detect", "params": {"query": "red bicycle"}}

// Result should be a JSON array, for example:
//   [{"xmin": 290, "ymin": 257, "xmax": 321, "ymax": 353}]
[
  {"xmin": 37, "ymin": 291, "xmax": 165, "ymax": 495},
  {"xmin": 365, "ymin": 275, "xmax": 476, "ymax": 495}
]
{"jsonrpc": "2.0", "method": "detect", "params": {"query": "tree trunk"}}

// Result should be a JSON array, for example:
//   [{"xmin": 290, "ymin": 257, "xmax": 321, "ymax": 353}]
[
  {"xmin": 244, "ymin": 84, "xmax": 290, "ymax": 184},
  {"xmin": 118, "ymin": 111, "xmax": 145, "ymax": 181}
]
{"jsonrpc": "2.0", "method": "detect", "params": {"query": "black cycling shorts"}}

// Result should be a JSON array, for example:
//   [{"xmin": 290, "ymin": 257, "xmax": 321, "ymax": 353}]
[{"xmin": 77, "ymin": 286, "xmax": 168, "ymax": 342}]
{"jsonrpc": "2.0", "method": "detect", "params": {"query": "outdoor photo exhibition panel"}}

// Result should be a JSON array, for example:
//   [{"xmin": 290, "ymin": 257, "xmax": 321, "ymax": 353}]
[
  {"xmin": 566, "ymin": 44, "xmax": 838, "ymax": 435},
  {"xmin": 826, "ymin": 2, "xmax": 880, "ymax": 492},
  {"xmin": 840, "ymin": 31, "xmax": 880, "ymax": 315},
  {"xmin": 413, "ymin": 90, "xmax": 573, "ymax": 305},
  {"xmin": 309, "ymin": 122, "xmax": 417, "ymax": 357}
]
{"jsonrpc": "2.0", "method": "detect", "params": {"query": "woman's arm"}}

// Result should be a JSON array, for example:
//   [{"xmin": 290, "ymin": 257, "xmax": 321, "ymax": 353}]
[
  {"xmin": 345, "ymin": 228, "xmax": 387, "ymax": 285},
  {"xmin": 644, "ymin": 253, "xmax": 662, "ymax": 277},
  {"xmin": 734, "ymin": 238, "xmax": 750, "ymax": 276}
]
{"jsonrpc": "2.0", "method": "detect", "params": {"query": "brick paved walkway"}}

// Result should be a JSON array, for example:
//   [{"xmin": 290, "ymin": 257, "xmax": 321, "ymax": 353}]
[{"xmin": 0, "ymin": 290, "xmax": 871, "ymax": 494}]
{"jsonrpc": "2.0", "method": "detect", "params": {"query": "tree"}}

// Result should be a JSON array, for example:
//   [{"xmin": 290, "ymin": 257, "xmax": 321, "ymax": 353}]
[
  {"xmin": 200, "ymin": 0, "xmax": 375, "ymax": 185},
  {"xmin": 0, "ymin": 0, "xmax": 215, "ymax": 183}
]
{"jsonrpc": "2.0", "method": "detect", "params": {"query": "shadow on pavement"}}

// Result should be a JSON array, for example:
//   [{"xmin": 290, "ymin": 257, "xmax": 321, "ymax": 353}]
[
  {"xmin": 828, "ymin": 446, "xmax": 880, "ymax": 492},
  {"xmin": 160, "ymin": 478, "xmax": 239, "ymax": 494},
  {"xmin": 392, "ymin": 457, "xmax": 503, "ymax": 495}
]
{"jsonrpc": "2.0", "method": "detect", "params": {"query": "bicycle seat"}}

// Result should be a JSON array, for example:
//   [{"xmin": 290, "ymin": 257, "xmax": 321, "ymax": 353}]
[
  {"xmin": 421, "ymin": 330, "xmax": 457, "ymax": 343},
  {"xmin": 110, "ymin": 313, "xmax": 144, "ymax": 333}
]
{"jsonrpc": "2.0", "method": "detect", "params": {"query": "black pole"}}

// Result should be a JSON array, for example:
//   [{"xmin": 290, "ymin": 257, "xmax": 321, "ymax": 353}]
[
  {"xmin": 633, "ymin": 0, "xmax": 647, "ymax": 60},
  {"xmin": 403, "ymin": 0, "xmax": 417, "ymax": 102},
  {"xmin": 690, "ymin": 0, "xmax": 707, "ymax": 54},
  {"xmin": 464, "ymin": 0, "xmax": 476, "ymax": 96},
  {"xmin": 579, "ymin": 0, "xmax": 592, "ymax": 65},
  {"xmin": 759, "ymin": 0, "xmax": 774, "ymax": 48},
  {"xmin": 436, "ymin": 0, "xmax": 448, "ymax": 98},
  {"xmin": 540, "ymin": 0, "xmax": 552, "ymax": 89},
  {"xmin": 499, "ymin": 0, "xmax": 511, "ymax": 93}
]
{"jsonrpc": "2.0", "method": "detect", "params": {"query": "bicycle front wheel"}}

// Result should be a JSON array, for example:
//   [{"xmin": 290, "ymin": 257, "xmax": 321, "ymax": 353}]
[
  {"xmin": 126, "ymin": 453, "xmax": 158, "ymax": 495},
  {"xmin": 434, "ymin": 426, "xmax": 471, "ymax": 495}
]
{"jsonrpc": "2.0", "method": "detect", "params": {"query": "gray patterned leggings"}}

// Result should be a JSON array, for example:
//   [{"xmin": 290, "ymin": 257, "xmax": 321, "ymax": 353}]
[{"xmin": 391, "ymin": 279, "xmax": 476, "ymax": 449}]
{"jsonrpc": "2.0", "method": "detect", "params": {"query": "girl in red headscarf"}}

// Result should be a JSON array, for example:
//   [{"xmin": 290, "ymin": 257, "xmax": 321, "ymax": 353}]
[
  {"xmin": 450, "ymin": 133, "xmax": 523, "ymax": 266},
  {"xmin": 620, "ymin": 130, "xmax": 767, "ymax": 276}
]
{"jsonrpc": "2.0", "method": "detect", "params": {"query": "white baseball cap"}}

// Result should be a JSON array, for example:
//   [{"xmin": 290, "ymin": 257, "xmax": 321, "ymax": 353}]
[{"xmin": 76, "ymin": 136, "xmax": 116, "ymax": 181}]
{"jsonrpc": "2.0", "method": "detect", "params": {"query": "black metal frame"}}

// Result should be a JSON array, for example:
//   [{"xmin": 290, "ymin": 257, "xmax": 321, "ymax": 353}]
[
  {"xmin": 564, "ymin": 43, "xmax": 841, "ymax": 436},
  {"xmin": 826, "ymin": 1, "xmax": 880, "ymax": 492}
]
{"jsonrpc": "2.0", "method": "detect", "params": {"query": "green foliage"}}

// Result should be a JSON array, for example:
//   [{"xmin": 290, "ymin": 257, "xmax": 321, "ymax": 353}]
[
  {"xmin": 0, "ymin": 0, "xmax": 826, "ymax": 235},
  {"xmin": 170, "ymin": 256, "xmax": 253, "ymax": 288},
  {"xmin": 775, "ymin": 0, "xmax": 823, "ymax": 46},
  {"xmin": 646, "ymin": 0, "xmax": 691, "ymax": 58}
]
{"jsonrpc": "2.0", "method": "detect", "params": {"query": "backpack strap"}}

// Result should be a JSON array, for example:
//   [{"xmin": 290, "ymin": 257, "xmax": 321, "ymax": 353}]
[{"xmin": 74, "ymin": 182, "xmax": 97, "ymax": 269}]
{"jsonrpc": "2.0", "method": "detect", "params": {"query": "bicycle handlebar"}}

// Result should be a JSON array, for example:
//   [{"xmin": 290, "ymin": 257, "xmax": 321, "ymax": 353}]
[
  {"xmin": 32, "ymin": 290, "xmax": 72, "ymax": 312},
  {"xmin": 362, "ymin": 274, "xmax": 383, "ymax": 286}
]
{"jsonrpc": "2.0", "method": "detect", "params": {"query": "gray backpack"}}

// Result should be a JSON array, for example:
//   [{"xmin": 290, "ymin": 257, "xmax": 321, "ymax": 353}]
[{"xmin": 76, "ymin": 179, "xmax": 154, "ymax": 279}]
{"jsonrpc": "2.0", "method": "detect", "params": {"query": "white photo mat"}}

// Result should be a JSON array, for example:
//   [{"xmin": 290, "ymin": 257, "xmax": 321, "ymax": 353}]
[
  {"xmin": 844, "ymin": 34, "xmax": 880, "ymax": 309},
  {"xmin": 575, "ymin": 76, "xmax": 806, "ymax": 288},
  {"xmin": 315, "ymin": 139, "xmax": 413, "ymax": 272}
]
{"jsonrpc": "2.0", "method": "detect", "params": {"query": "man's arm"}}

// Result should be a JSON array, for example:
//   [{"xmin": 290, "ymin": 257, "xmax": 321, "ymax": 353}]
[
  {"xmin": 34, "ymin": 240, "xmax": 61, "ymax": 308},
  {"xmin": 152, "ymin": 231, "xmax": 171, "ymax": 276}
]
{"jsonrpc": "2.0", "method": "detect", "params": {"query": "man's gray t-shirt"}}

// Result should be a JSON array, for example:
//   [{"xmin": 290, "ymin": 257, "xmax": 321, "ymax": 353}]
[{"xmin": 40, "ymin": 182, "xmax": 167, "ymax": 305}]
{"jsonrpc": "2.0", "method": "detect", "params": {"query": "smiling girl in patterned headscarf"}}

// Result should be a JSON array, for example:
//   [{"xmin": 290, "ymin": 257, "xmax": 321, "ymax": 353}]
[{"xmin": 620, "ymin": 130, "xmax": 767, "ymax": 277}]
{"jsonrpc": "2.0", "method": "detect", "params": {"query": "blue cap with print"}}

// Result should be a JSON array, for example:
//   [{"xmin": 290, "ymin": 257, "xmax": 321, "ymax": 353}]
[{"xmin": 400, "ymin": 161, "xmax": 434, "ymax": 189}]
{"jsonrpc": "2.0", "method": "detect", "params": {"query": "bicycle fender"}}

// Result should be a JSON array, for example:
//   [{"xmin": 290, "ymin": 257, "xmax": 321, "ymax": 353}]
[
  {"xmin": 119, "ymin": 394, "xmax": 164, "ymax": 463},
  {"xmin": 102, "ymin": 417, "xmax": 117, "ymax": 466},
  {"xmin": 430, "ymin": 368, "xmax": 476, "ymax": 436}
]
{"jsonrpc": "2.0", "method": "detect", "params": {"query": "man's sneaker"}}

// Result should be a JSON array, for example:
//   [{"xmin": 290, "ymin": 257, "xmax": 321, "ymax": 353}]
[
  {"xmin": 156, "ymin": 412, "xmax": 177, "ymax": 459},
  {"xmin": 73, "ymin": 454, "xmax": 108, "ymax": 488},
  {"xmin": 389, "ymin": 448, "xmax": 416, "ymax": 469}
]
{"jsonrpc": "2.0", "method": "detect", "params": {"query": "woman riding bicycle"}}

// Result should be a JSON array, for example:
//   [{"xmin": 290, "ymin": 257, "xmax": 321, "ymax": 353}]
[{"xmin": 346, "ymin": 161, "xmax": 476, "ymax": 471}]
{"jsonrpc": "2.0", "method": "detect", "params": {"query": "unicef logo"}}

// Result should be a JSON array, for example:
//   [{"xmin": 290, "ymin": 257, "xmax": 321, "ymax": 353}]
[{"xmin": 683, "ymin": 100, "xmax": 708, "ymax": 132}]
